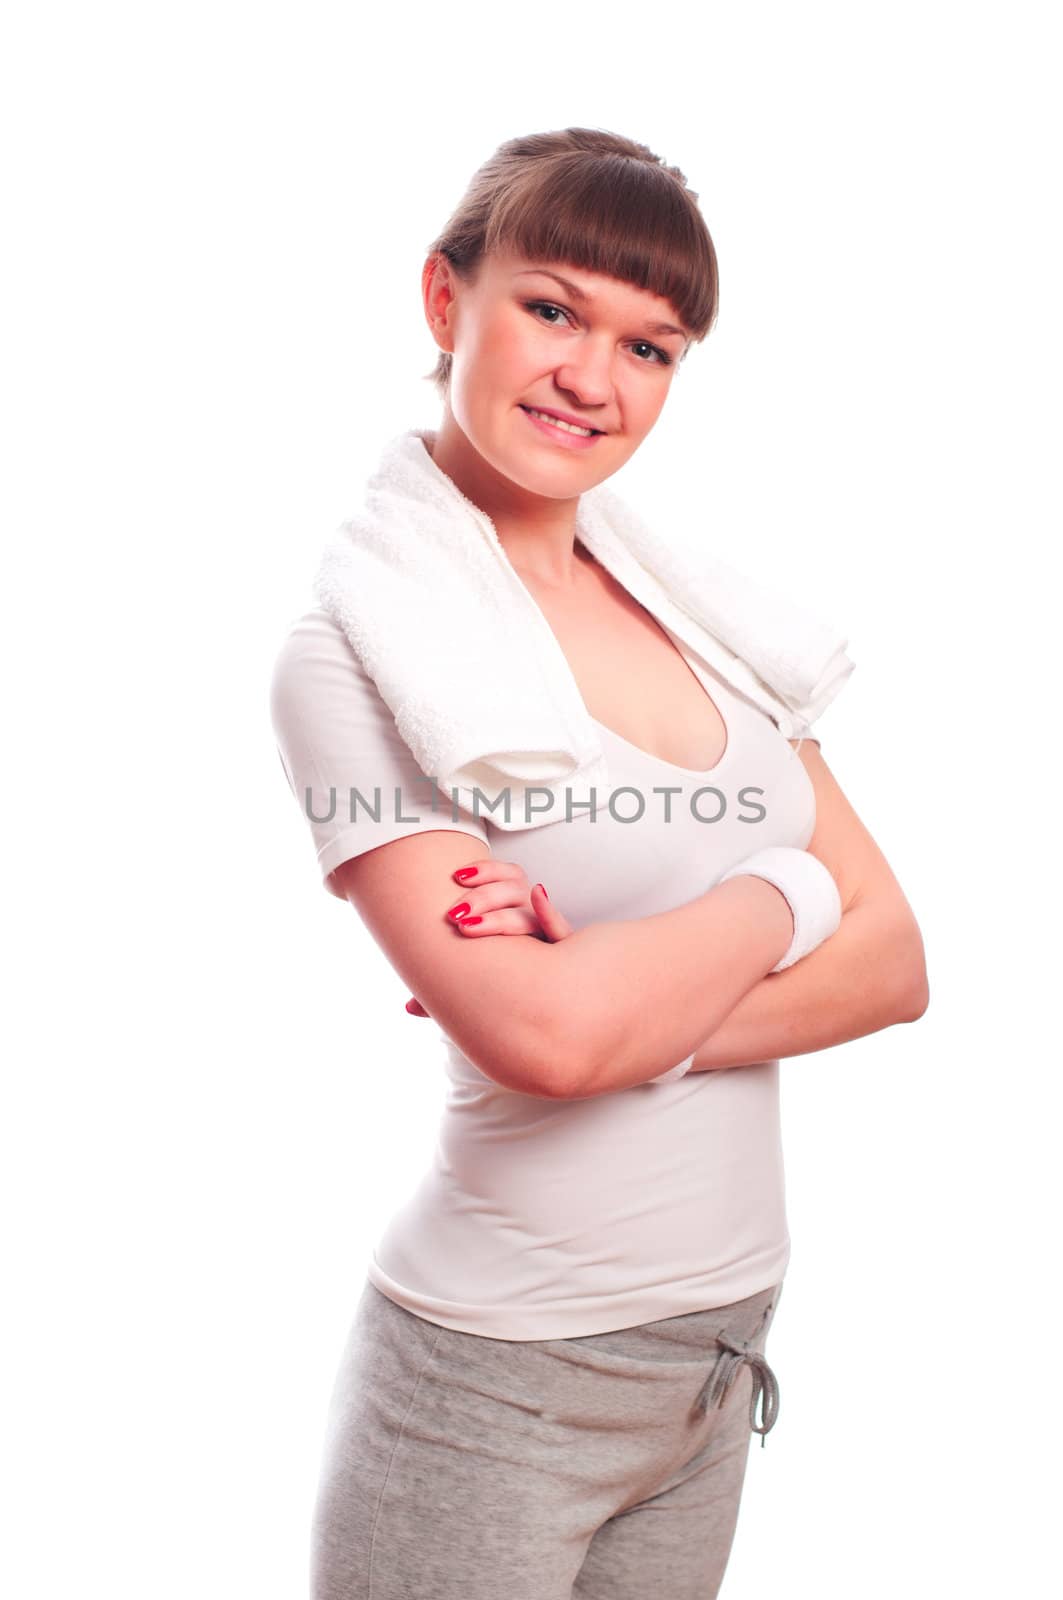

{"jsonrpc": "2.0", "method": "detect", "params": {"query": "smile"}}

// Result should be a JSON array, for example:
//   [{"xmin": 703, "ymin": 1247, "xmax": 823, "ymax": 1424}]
[{"xmin": 519, "ymin": 405, "xmax": 604, "ymax": 446}]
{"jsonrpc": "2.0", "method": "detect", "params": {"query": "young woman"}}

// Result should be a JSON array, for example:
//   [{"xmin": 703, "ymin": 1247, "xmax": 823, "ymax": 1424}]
[{"xmin": 271, "ymin": 127, "xmax": 929, "ymax": 1600}]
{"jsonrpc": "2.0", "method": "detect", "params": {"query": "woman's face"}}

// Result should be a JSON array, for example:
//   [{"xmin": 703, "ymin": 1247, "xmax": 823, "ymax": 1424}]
[{"xmin": 424, "ymin": 247, "xmax": 691, "ymax": 497}]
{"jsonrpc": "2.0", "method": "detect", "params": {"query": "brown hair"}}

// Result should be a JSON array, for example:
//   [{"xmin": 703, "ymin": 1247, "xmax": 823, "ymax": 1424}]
[{"xmin": 423, "ymin": 126, "xmax": 720, "ymax": 401}]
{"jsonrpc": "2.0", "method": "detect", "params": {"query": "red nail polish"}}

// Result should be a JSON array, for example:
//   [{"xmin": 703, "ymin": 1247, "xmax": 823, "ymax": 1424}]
[
  {"xmin": 455, "ymin": 868, "xmax": 477, "ymax": 881},
  {"xmin": 448, "ymin": 903, "xmax": 471, "ymax": 920},
  {"xmin": 536, "ymin": 883, "xmax": 549, "ymax": 899},
  {"xmin": 458, "ymin": 915, "xmax": 482, "ymax": 926}
]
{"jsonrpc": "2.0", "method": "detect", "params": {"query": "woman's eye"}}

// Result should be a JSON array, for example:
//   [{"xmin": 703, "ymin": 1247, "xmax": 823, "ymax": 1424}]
[
  {"xmin": 525, "ymin": 300, "xmax": 573, "ymax": 329},
  {"xmin": 523, "ymin": 301, "xmax": 671, "ymax": 366},
  {"xmin": 631, "ymin": 340, "xmax": 671, "ymax": 367}
]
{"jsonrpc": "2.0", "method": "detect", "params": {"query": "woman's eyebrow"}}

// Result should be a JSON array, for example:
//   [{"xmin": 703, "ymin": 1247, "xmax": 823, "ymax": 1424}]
[{"xmin": 512, "ymin": 267, "xmax": 687, "ymax": 340}]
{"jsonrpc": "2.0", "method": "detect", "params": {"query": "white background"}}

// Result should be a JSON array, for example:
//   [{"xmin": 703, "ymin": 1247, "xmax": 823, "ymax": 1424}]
[{"xmin": 4, "ymin": 2, "xmax": 1060, "ymax": 1595}]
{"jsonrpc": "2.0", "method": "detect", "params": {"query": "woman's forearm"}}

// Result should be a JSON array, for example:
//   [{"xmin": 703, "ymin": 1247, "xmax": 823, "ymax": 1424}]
[
  {"xmin": 545, "ymin": 875, "xmax": 796, "ymax": 1099},
  {"xmin": 689, "ymin": 899, "xmax": 930, "ymax": 1071}
]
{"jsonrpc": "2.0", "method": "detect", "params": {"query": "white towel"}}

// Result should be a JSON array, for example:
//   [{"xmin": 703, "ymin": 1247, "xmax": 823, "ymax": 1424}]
[{"xmin": 313, "ymin": 427, "xmax": 854, "ymax": 831}]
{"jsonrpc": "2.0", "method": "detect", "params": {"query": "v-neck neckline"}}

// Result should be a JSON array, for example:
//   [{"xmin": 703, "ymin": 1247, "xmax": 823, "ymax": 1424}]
[{"xmin": 587, "ymin": 626, "xmax": 733, "ymax": 778}]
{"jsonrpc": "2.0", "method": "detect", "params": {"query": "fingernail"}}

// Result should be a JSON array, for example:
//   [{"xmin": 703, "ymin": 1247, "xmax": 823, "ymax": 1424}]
[
  {"xmin": 536, "ymin": 883, "xmax": 549, "ymax": 899},
  {"xmin": 455, "ymin": 868, "xmax": 477, "ymax": 881},
  {"xmin": 458, "ymin": 915, "xmax": 482, "ymax": 926},
  {"xmin": 447, "ymin": 903, "xmax": 471, "ymax": 920}
]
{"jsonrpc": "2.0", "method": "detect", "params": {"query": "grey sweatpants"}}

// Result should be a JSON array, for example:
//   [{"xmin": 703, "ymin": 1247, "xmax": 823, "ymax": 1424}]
[{"xmin": 311, "ymin": 1277, "xmax": 784, "ymax": 1599}]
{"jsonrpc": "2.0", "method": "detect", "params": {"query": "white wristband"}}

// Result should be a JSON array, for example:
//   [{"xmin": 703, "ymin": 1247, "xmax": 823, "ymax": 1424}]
[
  {"xmin": 718, "ymin": 846, "xmax": 842, "ymax": 973},
  {"xmin": 646, "ymin": 848, "xmax": 840, "ymax": 1084}
]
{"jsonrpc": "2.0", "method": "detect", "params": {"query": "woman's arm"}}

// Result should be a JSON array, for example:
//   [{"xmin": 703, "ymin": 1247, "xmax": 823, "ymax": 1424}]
[
  {"xmin": 690, "ymin": 739, "xmax": 929, "ymax": 1071},
  {"xmin": 333, "ymin": 831, "xmax": 796, "ymax": 1102},
  {"xmin": 688, "ymin": 903, "xmax": 927, "ymax": 1069},
  {"xmin": 372, "ymin": 743, "xmax": 919, "ymax": 1098}
]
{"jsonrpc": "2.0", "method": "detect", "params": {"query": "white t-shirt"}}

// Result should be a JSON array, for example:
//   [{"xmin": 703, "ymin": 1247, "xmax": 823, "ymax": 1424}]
[{"xmin": 270, "ymin": 606, "xmax": 819, "ymax": 1339}]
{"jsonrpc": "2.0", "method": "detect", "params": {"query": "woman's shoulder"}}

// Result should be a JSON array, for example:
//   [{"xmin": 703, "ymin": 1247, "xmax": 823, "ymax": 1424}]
[
  {"xmin": 269, "ymin": 604, "xmax": 400, "ymax": 764},
  {"xmin": 270, "ymin": 605, "xmax": 376, "ymax": 700},
  {"xmin": 272, "ymin": 604, "xmax": 362, "ymax": 666}
]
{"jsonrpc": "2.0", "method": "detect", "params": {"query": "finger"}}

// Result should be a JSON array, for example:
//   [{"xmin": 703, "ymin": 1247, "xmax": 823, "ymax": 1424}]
[
  {"xmin": 451, "ymin": 859, "xmax": 526, "ymax": 890},
  {"xmin": 444, "ymin": 880, "xmax": 533, "ymax": 924},
  {"xmin": 452, "ymin": 908, "xmax": 543, "ymax": 937},
  {"xmin": 529, "ymin": 883, "xmax": 574, "ymax": 942},
  {"xmin": 405, "ymin": 997, "xmax": 431, "ymax": 1017}
]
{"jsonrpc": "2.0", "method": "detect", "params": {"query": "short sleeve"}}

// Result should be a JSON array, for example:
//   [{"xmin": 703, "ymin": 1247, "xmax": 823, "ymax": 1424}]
[
  {"xmin": 787, "ymin": 714, "xmax": 821, "ymax": 753},
  {"xmin": 645, "ymin": 1051, "xmax": 696, "ymax": 1085},
  {"xmin": 270, "ymin": 608, "xmax": 491, "ymax": 899}
]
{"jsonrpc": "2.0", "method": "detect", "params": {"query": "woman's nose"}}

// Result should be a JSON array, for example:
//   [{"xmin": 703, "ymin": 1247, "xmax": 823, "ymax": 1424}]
[{"xmin": 553, "ymin": 347, "xmax": 615, "ymax": 406}]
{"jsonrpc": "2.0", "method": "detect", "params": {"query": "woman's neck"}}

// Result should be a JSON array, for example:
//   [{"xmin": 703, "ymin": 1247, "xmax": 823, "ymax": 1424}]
[{"xmin": 426, "ymin": 416, "xmax": 586, "ymax": 588}]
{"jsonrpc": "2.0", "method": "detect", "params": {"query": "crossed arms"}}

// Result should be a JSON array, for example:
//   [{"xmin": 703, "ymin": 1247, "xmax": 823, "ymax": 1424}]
[{"xmin": 333, "ymin": 740, "xmax": 929, "ymax": 1100}]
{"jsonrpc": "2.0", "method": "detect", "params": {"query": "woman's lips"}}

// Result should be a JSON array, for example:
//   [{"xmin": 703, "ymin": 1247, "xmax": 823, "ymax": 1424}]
[{"xmin": 519, "ymin": 405, "xmax": 604, "ymax": 450}]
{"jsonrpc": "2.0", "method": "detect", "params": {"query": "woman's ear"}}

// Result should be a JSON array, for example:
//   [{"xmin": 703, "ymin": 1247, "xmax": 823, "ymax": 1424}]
[{"xmin": 422, "ymin": 253, "xmax": 458, "ymax": 355}]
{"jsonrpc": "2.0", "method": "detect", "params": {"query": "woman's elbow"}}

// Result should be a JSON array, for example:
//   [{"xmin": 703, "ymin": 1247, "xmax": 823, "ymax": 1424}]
[
  {"xmin": 895, "ymin": 924, "xmax": 930, "ymax": 1022},
  {"xmin": 465, "ymin": 1004, "xmax": 592, "ymax": 1101},
  {"xmin": 900, "ymin": 968, "xmax": 930, "ymax": 1022}
]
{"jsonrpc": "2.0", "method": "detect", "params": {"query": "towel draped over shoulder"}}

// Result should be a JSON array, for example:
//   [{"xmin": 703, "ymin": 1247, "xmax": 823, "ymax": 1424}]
[{"xmin": 312, "ymin": 427, "xmax": 854, "ymax": 831}]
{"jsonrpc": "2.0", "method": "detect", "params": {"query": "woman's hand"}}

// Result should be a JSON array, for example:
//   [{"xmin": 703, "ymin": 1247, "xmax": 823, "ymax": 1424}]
[{"xmin": 404, "ymin": 861, "xmax": 574, "ymax": 1018}]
